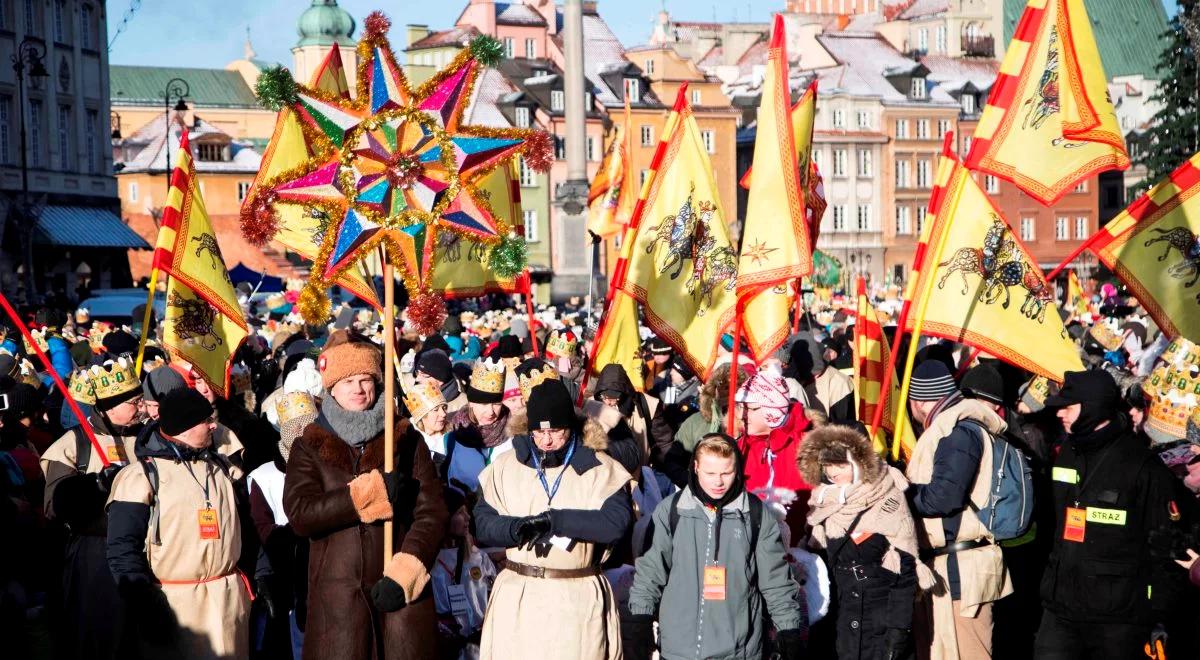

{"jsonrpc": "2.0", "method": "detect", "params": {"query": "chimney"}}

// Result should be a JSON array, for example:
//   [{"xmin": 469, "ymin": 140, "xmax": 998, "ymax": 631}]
[
  {"xmin": 406, "ymin": 24, "xmax": 430, "ymax": 48},
  {"xmin": 836, "ymin": 14, "xmax": 850, "ymax": 31}
]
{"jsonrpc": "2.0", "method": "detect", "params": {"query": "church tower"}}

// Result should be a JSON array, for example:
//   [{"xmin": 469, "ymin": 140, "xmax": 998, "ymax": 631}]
[{"xmin": 291, "ymin": 0, "xmax": 358, "ymax": 88}]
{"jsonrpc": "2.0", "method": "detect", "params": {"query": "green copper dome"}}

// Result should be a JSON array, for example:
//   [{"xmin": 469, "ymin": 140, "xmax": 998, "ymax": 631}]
[{"xmin": 296, "ymin": 0, "xmax": 356, "ymax": 47}]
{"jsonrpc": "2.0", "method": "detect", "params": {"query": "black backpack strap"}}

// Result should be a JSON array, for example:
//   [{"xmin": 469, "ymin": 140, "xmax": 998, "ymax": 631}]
[
  {"xmin": 748, "ymin": 495, "xmax": 762, "ymax": 551},
  {"xmin": 72, "ymin": 426, "xmax": 90, "ymax": 472},
  {"xmin": 140, "ymin": 458, "xmax": 162, "ymax": 546},
  {"xmin": 667, "ymin": 490, "xmax": 684, "ymax": 536}
]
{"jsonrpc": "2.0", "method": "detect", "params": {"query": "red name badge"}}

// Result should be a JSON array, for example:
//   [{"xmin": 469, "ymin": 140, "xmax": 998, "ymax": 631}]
[
  {"xmin": 198, "ymin": 508, "xmax": 221, "ymax": 540},
  {"xmin": 1063, "ymin": 507, "xmax": 1086, "ymax": 543},
  {"xmin": 703, "ymin": 565, "xmax": 726, "ymax": 601}
]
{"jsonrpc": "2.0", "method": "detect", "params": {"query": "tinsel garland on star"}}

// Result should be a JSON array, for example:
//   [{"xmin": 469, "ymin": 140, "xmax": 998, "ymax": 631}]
[{"xmin": 239, "ymin": 10, "xmax": 551, "ymax": 331}]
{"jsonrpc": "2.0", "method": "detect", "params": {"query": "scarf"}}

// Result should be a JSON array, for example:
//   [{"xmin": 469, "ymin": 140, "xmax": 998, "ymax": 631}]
[
  {"xmin": 807, "ymin": 466, "xmax": 935, "ymax": 590},
  {"xmin": 449, "ymin": 405, "xmax": 511, "ymax": 449},
  {"xmin": 318, "ymin": 393, "xmax": 385, "ymax": 447},
  {"xmin": 686, "ymin": 439, "xmax": 747, "ymax": 561}
]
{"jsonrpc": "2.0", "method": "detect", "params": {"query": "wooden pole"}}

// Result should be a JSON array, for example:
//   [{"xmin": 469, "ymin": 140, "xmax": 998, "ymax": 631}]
[
  {"xmin": 134, "ymin": 268, "xmax": 161, "ymax": 374},
  {"xmin": 383, "ymin": 261, "xmax": 395, "ymax": 561}
]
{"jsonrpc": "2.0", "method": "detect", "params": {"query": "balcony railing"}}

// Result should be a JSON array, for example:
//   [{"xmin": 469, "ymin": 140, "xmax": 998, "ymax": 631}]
[{"xmin": 962, "ymin": 34, "xmax": 995, "ymax": 58}]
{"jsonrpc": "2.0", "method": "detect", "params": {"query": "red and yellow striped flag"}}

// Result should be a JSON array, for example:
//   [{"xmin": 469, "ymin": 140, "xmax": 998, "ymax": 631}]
[
  {"xmin": 155, "ymin": 130, "xmax": 248, "ymax": 398},
  {"xmin": 738, "ymin": 15, "xmax": 812, "ymax": 364},
  {"xmin": 965, "ymin": 0, "xmax": 1128, "ymax": 205},
  {"xmin": 855, "ymin": 278, "xmax": 916, "ymax": 458},
  {"xmin": 1090, "ymin": 152, "xmax": 1200, "ymax": 343}
]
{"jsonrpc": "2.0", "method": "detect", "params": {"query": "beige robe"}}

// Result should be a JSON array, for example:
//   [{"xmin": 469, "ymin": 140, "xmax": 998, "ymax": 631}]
[
  {"xmin": 109, "ymin": 454, "xmax": 250, "ymax": 659},
  {"xmin": 41, "ymin": 427, "xmax": 139, "ymax": 520},
  {"xmin": 906, "ymin": 398, "xmax": 1013, "ymax": 660},
  {"xmin": 477, "ymin": 450, "xmax": 631, "ymax": 660}
]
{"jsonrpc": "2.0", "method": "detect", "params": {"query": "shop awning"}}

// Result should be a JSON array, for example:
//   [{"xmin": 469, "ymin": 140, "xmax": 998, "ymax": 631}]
[{"xmin": 34, "ymin": 206, "xmax": 151, "ymax": 249}]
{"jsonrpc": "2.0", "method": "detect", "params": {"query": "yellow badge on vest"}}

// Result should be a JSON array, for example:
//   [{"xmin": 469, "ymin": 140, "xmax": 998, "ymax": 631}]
[
  {"xmin": 1085, "ymin": 507, "xmax": 1126, "ymax": 525},
  {"xmin": 703, "ymin": 565, "xmax": 726, "ymax": 601},
  {"xmin": 1052, "ymin": 467, "xmax": 1079, "ymax": 484},
  {"xmin": 198, "ymin": 508, "xmax": 221, "ymax": 539}
]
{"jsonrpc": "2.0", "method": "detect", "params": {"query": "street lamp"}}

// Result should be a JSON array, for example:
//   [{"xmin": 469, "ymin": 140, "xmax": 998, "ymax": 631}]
[
  {"xmin": 12, "ymin": 36, "xmax": 48, "ymax": 304},
  {"xmin": 164, "ymin": 77, "xmax": 189, "ymax": 191}
]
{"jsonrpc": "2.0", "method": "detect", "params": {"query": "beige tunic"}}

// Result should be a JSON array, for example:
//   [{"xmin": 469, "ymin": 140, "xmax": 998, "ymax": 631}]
[
  {"xmin": 109, "ymin": 454, "xmax": 250, "ymax": 659},
  {"xmin": 477, "ymin": 450, "xmax": 630, "ymax": 660},
  {"xmin": 41, "ymin": 427, "xmax": 138, "ymax": 524}
]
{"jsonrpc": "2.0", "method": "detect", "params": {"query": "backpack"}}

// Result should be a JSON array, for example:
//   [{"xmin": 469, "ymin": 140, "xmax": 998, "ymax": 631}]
[
  {"xmin": 666, "ymin": 490, "xmax": 763, "ymax": 552},
  {"xmin": 961, "ymin": 420, "xmax": 1034, "ymax": 541}
]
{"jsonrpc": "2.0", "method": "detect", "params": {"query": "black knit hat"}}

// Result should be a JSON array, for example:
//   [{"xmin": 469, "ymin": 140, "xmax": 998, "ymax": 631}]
[
  {"xmin": 527, "ymin": 380, "xmax": 576, "ymax": 430},
  {"xmin": 415, "ymin": 349, "xmax": 454, "ymax": 384},
  {"xmin": 102, "ymin": 329, "xmax": 138, "ymax": 357},
  {"xmin": 961, "ymin": 364, "xmax": 1005, "ymax": 406},
  {"xmin": 492, "ymin": 335, "xmax": 523, "ymax": 359},
  {"xmin": 158, "ymin": 388, "xmax": 214, "ymax": 436},
  {"xmin": 69, "ymin": 341, "xmax": 93, "ymax": 367}
]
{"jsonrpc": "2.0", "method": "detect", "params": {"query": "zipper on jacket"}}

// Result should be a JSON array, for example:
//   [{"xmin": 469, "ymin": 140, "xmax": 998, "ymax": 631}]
[{"xmin": 695, "ymin": 512, "xmax": 715, "ymax": 660}]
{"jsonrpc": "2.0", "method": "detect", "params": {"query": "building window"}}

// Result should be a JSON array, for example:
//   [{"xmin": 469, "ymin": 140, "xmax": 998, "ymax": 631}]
[
  {"xmin": 963, "ymin": 135, "xmax": 973, "ymax": 153},
  {"xmin": 640, "ymin": 124, "xmax": 653, "ymax": 146},
  {"xmin": 237, "ymin": 181, "xmax": 251, "ymax": 202},
  {"xmin": 857, "ymin": 204, "xmax": 871, "ymax": 231},
  {"xmin": 916, "ymin": 206, "xmax": 927, "ymax": 234},
  {"xmin": 895, "ymin": 206, "xmax": 911, "ymax": 235},
  {"xmin": 961, "ymin": 94, "xmax": 976, "ymax": 115},
  {"xmin": 937, "ymin": 119, "xmax": 950, "ymax": 138},
  {"xmin": 644, "ymin": 58, "xmax": 654, "ymax": 75},
  {"xmin": 1021, "ymin": 217, "xmax": 1035, "ymax": 241},
  {"xmin": 586, "ymin": 135, "xmax": 598, "ymax": 161},
  {"xmin": 554, "ymin": 136, "xmax": 565, "ymax": 160},
  {"xmin": 916, "ymin": 159, "xmax": 931, "ymax": 188},
  {"xmin": 53, "ymin": 0, "xmax": 65, "ymax": 41},
  {"xmin": 129, "ymin": 181, "xmax": 139, "ymax": 202},
  {"xmin": 985, "ymin": 175, "xmax": 999, "ymax": 194},
  {"xmin": 1075, "ymin": 216, "xmax": 1089, "ymax": 239},
  {"xmin": 917, "ymin": 28, "xmax": 928, "ymax": 51},
  {"xmin": 525, "ymin": 38, "xmax": 536, "ymax": 58},
  {"xmin": 1056, "ymin": 216, "xmax": 1069, "ymax": 240},
  {"xmin": 702, "ymin": 129, "xmax": 715, "ymax": 154},
  {"xmin": 23, "ymin": 0, "xmax": 35, "ymax": 35},
  {"xmin": 857, "ymin": 149, "xmax": 872, "ymax": 177},
  {"xmin": 503, "ymin": 38, "xmax": 514, "ymax": 58},
  {"xmin": 895, "ymin": 160, "xmax": 910, "ymax": 188},
  {"xmin": 28, "ymin": 99, "xmax": 41, "ymax": 167},
  {"xmin": 85, "ymin": 108, "xmax": 97, "ymax": 173},
  {"xmin": 910, "ymin": 77, "xmax": 927, "ymax": 100},
  {"xmin": 832, "ymin": 205, "xmax": 846, "ymax": 232},
  {"xmin": 523, "ymin": 209, "xmax": 538, "ymax": 242},
  {"xmin": 80, "ymin": 3, "xmax": 93, "ymax": 49},
  {"xmin": 832, "ymin": 108, "xmax": 845, "ymax": 129},
  {"xmin": 812, "ymin": 148, "xmax": 823, "ymax": 172},
  {"xmin": 626, "ymin": 78, "xmax": 641, "ymax": 103},
  {"xmin": 856, "ymin": 110, "xmax": 871, "ymax": 129},
  {"xmin": 895, "ymin": 119, "xmax": 908, "ymax": 139},
  {"xmin": 519, "ymin": 158, "xmax": 536, "ymax": 187},
  {"xmin": 691, "ymin": 89, "xmax": 702, "ymax": 106},
  {"xmin": 1073, "ymin": 180, "xmax": 1087, "ymax": 193},
  {"xmin": 550, "ymin": 90, "xmax": 564, "ymax": 112},
  {"xmin": 57, "ymin": 105, "xmax": 71, "ymax": 170},
  {"xmin": 515, "ymin": 106, "xmax": 530, "ymax": 128},
  {"xmin": 936, "ymin": 25, "xmax": 947, "ymax": 53},
  {"xmin": 832, "ymin": 149, "xmax": 847, "ymax": 177},
  {"xmin": 584, "ymin": 91, "xmax": 592, "ymax": 108},
  {"xmin": 0, "ymin": 95, "xmax": 10, "ymax": 165},
  {"xmin": 916, "ymin": 119, "xmax": 930, "ymax": 139}
]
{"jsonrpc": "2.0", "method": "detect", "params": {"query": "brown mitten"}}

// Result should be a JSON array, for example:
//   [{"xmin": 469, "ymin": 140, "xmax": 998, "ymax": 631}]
[
  {"xmin": 383, "ymin": 552, "xmax": 431, "ymax": 602},
  {"xmin": 348, "ymin": 470, "xmax": 392, "ymax": 523}
]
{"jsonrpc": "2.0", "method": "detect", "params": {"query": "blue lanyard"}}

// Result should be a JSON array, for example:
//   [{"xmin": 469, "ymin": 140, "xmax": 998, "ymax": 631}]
[{"xmin": 530, "ymin": 439, "xmax": 575, "ymax": 506}]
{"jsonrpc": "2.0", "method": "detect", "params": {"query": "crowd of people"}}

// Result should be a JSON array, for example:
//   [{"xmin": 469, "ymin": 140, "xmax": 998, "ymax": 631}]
[{"xmin": 1, "ymin": 284, "xmax": 1199, "ymax": 660}]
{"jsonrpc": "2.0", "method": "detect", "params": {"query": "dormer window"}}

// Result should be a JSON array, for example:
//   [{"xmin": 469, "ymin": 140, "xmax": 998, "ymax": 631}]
[
  {"xmin": 961, "ymin": 93, "xmax": 976, "ymax": 115},
  {"xmin": 626, "ymin": 78, "xmax": 641, "ymax": 103},
  {"xmin": 551, "ymin": 90, "xmax": 564, "ymax": 112},
  {"xmin": 910, "ymin": 77, "xmax": 927, "ymax": 100},
  {"xmin": 197, "ymin": 142, "xmax": 228, "ymax": 162},
  {"xmin": 515, "ymin": 106, "xmax": 530, "ymax": 128}
]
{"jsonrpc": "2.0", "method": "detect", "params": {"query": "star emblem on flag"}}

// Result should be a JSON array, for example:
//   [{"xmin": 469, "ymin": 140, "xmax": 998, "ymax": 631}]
[{"xmin": 743, "ymin": 239, "xmax": 780, "ymax": 266}]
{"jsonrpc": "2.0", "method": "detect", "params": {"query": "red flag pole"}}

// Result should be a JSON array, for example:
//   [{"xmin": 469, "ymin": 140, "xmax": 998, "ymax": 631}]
[
  {"xmin": 1043, "ymin": 231, "xmax": 1105, "ymax": 282},
  {"xmin": 523, "ymin": 272, "xmax": 539, "ymax": 356},
  {"xmin": 726, "ymin": 310, "xmax": 742, "ymax": 438},
  {"xmin": 791, "ymin": 279, "xmax": 803, "ymax": 334},
  {"xmin": 956, "ymin": 347, "xmax": 982, "ymax": 379},
  {"xmin": 0, "ymin": 289, "xmax": 108, "ymax": 467}
]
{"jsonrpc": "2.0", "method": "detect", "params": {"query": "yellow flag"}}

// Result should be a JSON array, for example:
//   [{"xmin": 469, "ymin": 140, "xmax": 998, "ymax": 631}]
[
  {"xmin": 1091, "ymin": 152, "xmax": 1200, "ymax": 343},
  {"xmin": 587, "ymin": 110, "xmax": 631, "ymax": 239},
  {"xmin": 965, "ymin": 0, "xmax": 1128, "ymax": 205},
  {"xmin": 738, "ymin": 15, "xmax": 812, "ymax": 363},
  {"xmin": 589, "ymin": 288, "xmax": 644, "ymax": 390},
  {"xmin": 905, "ymin": 146, "xmax": 1083, "ymax": 381},
  {"xmin": 155, "ymin": 131, "xmax": 248, "ymax": 398},
  {"xmin": 618, "ymin": 86, "xmax": 736, "ymax": 381},
  {"xmin": 430, "ymin": 162, "xmax": 522, "ymax": 298},
  {"xmin": 1066, "ymin": 270, "xmax": 1089, "ymax": 317}
]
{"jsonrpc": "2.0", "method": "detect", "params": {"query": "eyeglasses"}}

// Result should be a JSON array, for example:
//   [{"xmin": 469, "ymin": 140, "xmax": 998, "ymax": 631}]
[{"xmin": 531, "ymin": 428, "xmax": 568, "ymax": 440}]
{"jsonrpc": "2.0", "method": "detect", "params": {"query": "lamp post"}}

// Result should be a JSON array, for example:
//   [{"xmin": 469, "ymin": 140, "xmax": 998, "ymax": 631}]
[
  {"xmin": 12, "ymin": 36, "xmax": 49, "ymax": 304},
  {"xmin": 163, "ymin": 77, "xmax": 189, "ymax": 191}
]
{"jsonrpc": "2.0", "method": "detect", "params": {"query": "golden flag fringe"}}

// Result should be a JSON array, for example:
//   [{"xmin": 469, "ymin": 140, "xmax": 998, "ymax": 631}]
[
  {"xmin": 1089, "ymin": 152, "xmax": 1200, "ymax": 344},
  {"xmin": 964, "ymin": 0, "xmax": 1128, "ymax": 205}
]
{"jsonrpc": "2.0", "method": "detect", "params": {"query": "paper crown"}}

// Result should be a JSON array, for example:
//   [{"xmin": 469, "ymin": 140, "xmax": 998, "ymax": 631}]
[
  {"xmin": 16, "ymin": 358, "xmax": 39, "ymax": 389},
  {"xmin": 88, "ymin": 357, "xmax": 141, "ymax": 401},
  {"xmin": 470, "ymin": 359, "xmax": 507, "ymax": 396},
  {"xmin": 88, "ymin": 322, "xmax": 113, "ymax": 352},
  {"xmin": 75, "ymin": 308, "xmax": 90, "ymax": 323},
  {"xmin": 275, "ymin": 391, "xmax": 319, "ymax": 427},
  {"xmin": 1145, "ymin": 339, "xmax": 1200, "ymax": 441},
  {"xmin": 545, "ymin": 330, "xmax": 578, "ymax": 359},
  {"xmin": 1088, "ymin": 323, "xmax": 1123, "ymax": 351},
  {"xmin": 518, "ymin": 363, "xmax": 560, "ymax": 402},
  {"xmin": 230, "ymin": 364, "xmax": 252, "ymax": 394},
  {"xmin": 403, "ymin": 379, "xmax": 446, "ymax": 421},
  {"xmin": 23, "ymin": 329, "xmax": 48, "ymax": 354},
  {"xmin": 69, "ymin": 368, "xmax": 96, "ymax": 405},
  {"xmin": 142, "ymin": 355, "xmax": 167, "ymax": 373}
]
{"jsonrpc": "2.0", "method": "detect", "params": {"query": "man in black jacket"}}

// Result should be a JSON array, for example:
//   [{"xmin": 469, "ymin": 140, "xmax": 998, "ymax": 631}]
[{"xmin": 1034, "ymin": 370, "xmax": 1184, "ymax": 659}]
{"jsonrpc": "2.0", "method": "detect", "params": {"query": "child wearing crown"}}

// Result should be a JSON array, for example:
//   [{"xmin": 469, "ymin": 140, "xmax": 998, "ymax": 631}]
[{"xmin": 441, "ymin": 359, "xmax": 514, "ymax": 494}]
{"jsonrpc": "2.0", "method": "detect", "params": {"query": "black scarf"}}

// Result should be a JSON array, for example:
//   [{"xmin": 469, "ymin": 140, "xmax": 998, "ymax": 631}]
[{"xmin": 1069, "ymin": 412, "xmax": 1128, "ymax": 453}]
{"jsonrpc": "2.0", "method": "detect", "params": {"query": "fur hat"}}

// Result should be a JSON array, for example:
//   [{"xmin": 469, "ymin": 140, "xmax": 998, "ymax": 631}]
[
  {"xmin": 318, "ymin": 330, "xmax": 382, "ymax": 390},
  {"xmin": 796, "ymin": 424, "xmax": 885, "ymax": 487}
]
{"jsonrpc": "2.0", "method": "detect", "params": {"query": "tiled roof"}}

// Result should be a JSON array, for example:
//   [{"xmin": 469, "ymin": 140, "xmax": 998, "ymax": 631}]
[
  {"xmin": 816, "ymin": 32, "xmax": 957, "ymax": 105},
  {"xmin": 118, "ymin": 114, "xmax": 261, "ymax": 174},
  {"xmin": 409, "ymin": 25, "xmax": 480, "ymax": 51},
  {"xmin": 697, "ymin": 45, "xmax": 724, "ymax": 69},
  {"xmin": 582, "ymin": 12, "xmax": 664, "ymax": 108},
  {"xmin": 35, "ymin": 207, "xmax": 150, "ymax": 249},
  {"xmin": 496, "ymin": 2, "xmax": 547, "ymax": 26},
  {"xmin": 899, "ymin": 0, "xmax": 949, "ymax": 20},
  {"xmin": 467, "ymin": 68, "xmax": 517, "ymax": 128},
  {"xmin": 111, "ymin": 66, "xmax": 259, "ymax": 108},
  {"xmin": 920, "ymin": 55, "xmax": 998, "ymax": 94},
  {"xmin": 1002, "ymin": 0, "xmax": 1168, "ymax": 80}
]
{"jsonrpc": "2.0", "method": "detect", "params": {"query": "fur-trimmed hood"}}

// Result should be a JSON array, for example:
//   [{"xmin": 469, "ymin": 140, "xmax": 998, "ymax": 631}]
[
  {"xmin": 698, "ymin": 363, "xmax": 754, "ymax": 423},
  {"xmin": 796, "ymin": 424, "xmax": 885, "ymax": 486}
]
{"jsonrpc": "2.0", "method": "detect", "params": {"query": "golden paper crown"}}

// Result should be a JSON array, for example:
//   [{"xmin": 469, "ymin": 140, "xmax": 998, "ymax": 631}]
[
  {"xmin": 275, "ymin": 391, "xmax": 318, "ymax": 427},
  {"xmin": 1088, "ymin": 323, "xmax": 1123, "ymax": 351},
  {"xmin": 546, "ymin": 331, "xmax": 578, "ymax": 359},
  {"xmin": 88, "ymin": 321, "xmax": 113, "ymax": 352},
  {"xmin": 88, "ymin": 357, "xmax": 141, "ymax": 401},
  {"xmin": 518, "ymin": 363, "xmax": 560, "ymax": 402},
  {"xmin": 69, "ymin": 368, "xmax": 96, "ymax": 405},
  {"xmin": 470, "ymin": 359, "xmax": 506, "ymax": 395},
  {"xmin": 1145, "ymin": 350, "xmax": 1200, "ymax": 440},
  {"xmin": 23, "ymin": 329, "xmax": 48, "ymax": 354},
  {"xmin": 1024, "ymin": 376, "xmax": 1052, "ymax": 407},
  {"xmin": 403, "ymin": 379, "xmax": 446, "ymax": 421}
]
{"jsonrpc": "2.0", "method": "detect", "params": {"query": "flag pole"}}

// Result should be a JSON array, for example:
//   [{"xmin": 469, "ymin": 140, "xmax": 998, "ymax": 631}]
[
  {"xmin": 1043, "ymin": 231, "xmax": 1105, "ymax": 282},
  {"xmin": 134, "ymin": 268, "xmax": 160, "ymax": 373},
  {"xmin": 791, "ymin": 279, "xmax": 804, "ymax": 334},
  {"xmin": 523, "ymin": 272, "xmax": 539, "ymax": 356},
  {"xmin": 726, "ymin": 309, "xmax": 742, "ymax": 437},
  {"xmin": 0, "ymin": 288, "xmax": 108, "ymax": 467},
  {"xmin": 382, "ymin": 260, "xmax": 395, "ymax": 562}
]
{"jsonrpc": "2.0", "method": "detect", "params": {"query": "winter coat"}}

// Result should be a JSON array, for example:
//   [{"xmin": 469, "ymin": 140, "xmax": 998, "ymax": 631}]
[
  {"xmin": 106, "ymin": 429, "xmax": 251, "ymax": 659},
  {"xmin": 593, "ymin": 364, "xmax": 674, "ymax": 469},
  {"xmin": 473, "ymin": 433, "xmax": 633, "ymax": 660},
  {"xmin": 814, "ymin": 366, "xmax": 855, "ymax": 424},
  {"xmin": 628, "ymin": 487, "xmax": 806, "ymax": 660},
  {"xmin": 283, "ymin": 417, "xmax": 449, "ymax": 660}
]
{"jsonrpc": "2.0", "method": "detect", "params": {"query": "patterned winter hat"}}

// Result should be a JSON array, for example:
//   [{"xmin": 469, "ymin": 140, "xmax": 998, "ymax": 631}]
[
  {"xmin": 735, "ymin": 368, "xmax": 791, "ymax": 428},
  {"xmin": 276, "ymin": 392, "xmax": 318, "ymax": 461}
]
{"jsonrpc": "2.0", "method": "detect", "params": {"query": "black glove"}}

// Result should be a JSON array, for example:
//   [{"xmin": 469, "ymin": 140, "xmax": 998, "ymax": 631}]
[
  {"xmin": 623, "ymin": 613, "xmax": 656, "ymax": 660},
  {"xmin": 255, "ymin": 578, "xmax": 278, "ymax": 620},
  {"xmin": 96, "ymin": 463, "xmax": 124, "ymax": 494},
  {"xmin": 120, "ymin": 580, "xmax": 179, "ymax": 644},
  {"xmin": 1148, "ymin": 624, "xmax": 1168, "ymax": 660},
  {"xmin": 514, "ymin": 511, "xmax": 553, "ymax": 549},
  {"xmin": 775, "ymin": 628, "xmax": 807, "ymax": 660},
  {"xmin": 885, "ymin": 627, "xmax": 911, "ymax": 660},
  {"xmin": 370, "ymin": 576, "xmax": 408, "ymax": 613}
]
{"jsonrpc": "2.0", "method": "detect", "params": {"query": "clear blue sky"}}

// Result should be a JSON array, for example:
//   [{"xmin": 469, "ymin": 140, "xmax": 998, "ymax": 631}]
[{"xmin": 107, "ymin": 0, "xmax": 1180, "ymax": 69}]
